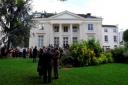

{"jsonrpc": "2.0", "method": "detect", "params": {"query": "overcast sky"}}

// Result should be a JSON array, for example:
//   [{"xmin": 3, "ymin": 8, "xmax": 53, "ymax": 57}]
[{"xmin": 32, "ymin": 0, "xmax": 128, "ymax": 31}]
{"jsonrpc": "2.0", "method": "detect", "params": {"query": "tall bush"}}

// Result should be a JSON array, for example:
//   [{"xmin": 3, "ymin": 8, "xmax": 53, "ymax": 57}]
[
  {"xmin": 111, "ymin": 47, "xmax": 125, "ymax": 63},
  {"xmin": 87, "ymin": 39, "xmax": 103, "ymax": 57},
  {"xmin": 68, "ymin": 39, "xmax": 113, "ymax": 67},
  {"xmin": 70, "ymin": 41, "xmax": 88, "ymax": 66},
  {"xmin": 111, "ymin": 47, "xmax": 128, "ymax": 63},
  {"xmin": 70, "ymin": 39, "xmax": 104, "ymax": 66}
]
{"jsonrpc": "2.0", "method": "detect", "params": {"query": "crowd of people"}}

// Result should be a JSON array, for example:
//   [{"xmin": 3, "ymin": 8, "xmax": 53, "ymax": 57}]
[
  {"xmin": 0, "ymin": 46, "xmax": 33, "ymax": 58},
  {"xmin": 37, "ymin": 46, "xmax": 63, "ymax": 83},
  {"xmin": 0, "ymin": 45, "xmax": 64, "ymax": 84}
]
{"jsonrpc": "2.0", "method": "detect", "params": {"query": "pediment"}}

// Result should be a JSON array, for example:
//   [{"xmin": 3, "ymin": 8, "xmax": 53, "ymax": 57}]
[{"xmin": 48, "ymin": 11, "xmax": 85, "ymax": 20}]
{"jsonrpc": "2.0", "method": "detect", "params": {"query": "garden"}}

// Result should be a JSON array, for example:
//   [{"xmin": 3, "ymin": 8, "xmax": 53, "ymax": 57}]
[
  {"xmin": 0, "ymin": 39, "xmax": 128, "ymax": 85},
  {"xmin": 62, "ymin": 39, "xmax": 128, "ymax": 67}
]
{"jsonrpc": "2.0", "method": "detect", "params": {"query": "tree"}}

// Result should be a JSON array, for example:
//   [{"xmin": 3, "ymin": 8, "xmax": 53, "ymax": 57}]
[
  {"xmin": 0, "ymin": 0, "xmax": 32, "ymax": 49},
  {"xmin": 123, "ymin": 29, "xmax": 128, "ymax": 47}
]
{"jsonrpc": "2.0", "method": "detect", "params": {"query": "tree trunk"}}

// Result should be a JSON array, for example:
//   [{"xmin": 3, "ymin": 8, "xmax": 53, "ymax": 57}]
[{"xmin": 7, "ymin": 37, "xmax": 11, "ymax": 51}]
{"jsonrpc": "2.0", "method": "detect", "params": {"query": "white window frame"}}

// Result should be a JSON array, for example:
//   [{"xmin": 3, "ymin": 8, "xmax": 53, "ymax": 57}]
[
  {"xmin": 114, "ymin": 36, "xmax": 117, "ymax": 42},
  {"xmin": 54, "ymin": 25, "xmax": 59, "ymax": 32},
  {"xmin": 54, "ymin": 37, "xmax": 59, "ymax": 47},
  {"xmin": 38, "ymin": 35, "xmax": 44, "ymax": 48},
  {"xmin": 73, "ymin": 26, "xmax": 78, "ymax": 32},
  {"xmin": 63, "ymin": 26, "xmax": 68, "ymax": 32},
  {"xmin": 104, "ymin": 35, "xmax": 108, "ymax": 42},
  {"xmin": 63, "ymin": 37, "xmax": 68, "ymax": 47},
  {"xmin": 88, "ymin": 24, "xmax": 93, "ymax": 30},
  {"xmin": 73, "ymin": 37, "xmax": 78, "ymax": 43}
]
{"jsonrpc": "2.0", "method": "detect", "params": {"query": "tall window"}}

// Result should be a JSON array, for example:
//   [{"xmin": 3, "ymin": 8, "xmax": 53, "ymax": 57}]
[
  {"xmin": 54, "ymin": 26, "xmax": 59, "ymax": 32},
  {"xmin": 88, "ymin": 24, "xmax": 93, "ymax": 30},
  {"xmin": 73, "ymin": 37, "xmax": 78, "ymax": 43},
  {"xmin": 54, "ymin": 37, "xmax": 59, "ymax": 47},
  {"xmin": 38, "ymin": 35, "xmax": 44, "ymax": 48},
  {"xmin": 63, "ymin": 26, "xmax": 68, "ymax": 32},
  {"xmin": 63, "ymin": 37, "xmax": 68, "ymax": 48},
  {"xmin": 104, "ymin": 35, "xmax": 108, "ymax": 42},
  {"xmin": 114, "ymin": 36, "xmax": 117, "ymax": 42},
  {"xmin": 73, "ymin": 26, "xmax": 78, "ymax": 32}
]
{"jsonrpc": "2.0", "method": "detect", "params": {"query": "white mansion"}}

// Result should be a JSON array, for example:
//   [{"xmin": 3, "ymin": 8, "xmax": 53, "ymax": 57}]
[{"xmin": 29, "ymin": 11, "xmax": 119, "ymax": 50}]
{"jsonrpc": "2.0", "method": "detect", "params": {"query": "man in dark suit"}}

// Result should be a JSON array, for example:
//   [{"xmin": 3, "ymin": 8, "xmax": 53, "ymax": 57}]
[
  {"xmin": 32, "ymin": 46, "xmax": 37, "ymax": 63},
  {"xmin": 53, "ymin": 48, "xmax": 60, "ymax": 79},
  {"xmin": 42, "ymin": 48, "xmax": 53, "ymax": 83},
  {"xmin": 37, "ymin": 48, "xmax": 44, "ymax": 78}
]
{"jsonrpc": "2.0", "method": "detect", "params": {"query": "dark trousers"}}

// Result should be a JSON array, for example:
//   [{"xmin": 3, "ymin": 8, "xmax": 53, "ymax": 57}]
[
  {"xmin": 33, "ymin": 57, "xmax": 36, "ymax": 63},
  {"xmin": 53, "ymin": 66, "xmax": 59, "ymax": 79},
  {"xmin": 37, "ymin": 66, "xmax": 43, "ymax": 78},
  {"xmin": 43, "ymin": 65, "xmax": 52, "ymax": 83}
]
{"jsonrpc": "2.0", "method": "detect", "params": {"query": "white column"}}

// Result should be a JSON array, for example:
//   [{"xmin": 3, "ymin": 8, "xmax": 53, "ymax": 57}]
[
  {"xmin": 79, "ymin": 23, "xmax": 83, "ymax": 41},
  {"xmin": 59, "ymin": 24, "xmax": 63, "ymax": 47},
  {"xmin": 70, "ymin": 24, "xmax": 73, "ymax": 44},
  {"xmin": 49, "ymin": 23, "xmax": 54, "ymax": 46}
]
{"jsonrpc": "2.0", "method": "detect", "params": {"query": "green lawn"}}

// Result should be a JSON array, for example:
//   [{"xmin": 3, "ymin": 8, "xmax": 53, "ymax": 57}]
[{"xmin": 0, "ymin": 58, "xmax": 128, "ymax": 85}]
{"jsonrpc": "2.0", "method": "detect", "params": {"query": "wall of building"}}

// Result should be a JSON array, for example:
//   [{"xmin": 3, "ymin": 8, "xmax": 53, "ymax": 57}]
[
  {"xmin": 102, "ymin": 26, "xmax": 119, "ymax": 50},
  {"xmin": 29, "ymin": 11, "xmax": 119, "ymax": 50}
]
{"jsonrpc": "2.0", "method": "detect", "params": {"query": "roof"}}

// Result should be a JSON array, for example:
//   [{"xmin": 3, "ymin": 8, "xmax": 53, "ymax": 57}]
[
  {"xmin": 77, "ymin": 14, "xmax": 98, "ymax": 18},
  {"xmin": 102, "ymin": 25, "xmax": 117, "ymax": 28},
  {"xmin": 32, "ymin": 11, "xmax": 99, "ymax": 19}
]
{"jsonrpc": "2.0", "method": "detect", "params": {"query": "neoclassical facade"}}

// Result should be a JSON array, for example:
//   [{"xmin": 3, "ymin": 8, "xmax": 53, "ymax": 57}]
[{"xmin": 29, "ymin": 11, "xmax": 119, "ymax": 50}]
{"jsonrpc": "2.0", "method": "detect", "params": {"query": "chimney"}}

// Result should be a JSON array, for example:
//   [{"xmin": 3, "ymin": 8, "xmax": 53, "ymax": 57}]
[{"xmin": 86, "ymin": 13, "xmax": 91, "ymax": 16}]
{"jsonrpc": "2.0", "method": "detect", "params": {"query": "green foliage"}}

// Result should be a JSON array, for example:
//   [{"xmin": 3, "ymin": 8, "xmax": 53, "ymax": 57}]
[
  {"xmin": 123, "ymin": 29, "xmax": 128, "ymax": 42},
  {"xmin": 0, "ymin": 0, "xmax": 32, "ymax": 48},
  {"xmin": 105, "ymin": 52, "xmax": 114, "ymax": 63},
  {"xmin": 111, "ymin": 47, "xmax": 125, "ymax": 63},
  {"xmin": 123, "ymin": 50, "xmax": 128, "ymax": 63},
  {"xmin": 69, "ymin": 39, "xmax": 112, "ymax": 67},
  {"xmin": 84, "ymin": 49, "xmax": 95, "ymax": 66},
  {"xmin": 98, "ymin": 53, "xmax": 108, "ymax": 64},
  {"xmin": 61, "ymin": 49, "xmax": 73, "ymax": 67},
  {"xmin": 70, "ymin": 41, "xmax": 88, "ymax": 66},
  {"xmin": 111, "ymin": 47, "xmax": 128, "ymax": 63},
  {"xmin": 91, "ymin": 56, "xmax": 99, "ymax": 65},
  {"xmin": 87, "ymin": 39, "xmax": 103, "ymax": 57}
]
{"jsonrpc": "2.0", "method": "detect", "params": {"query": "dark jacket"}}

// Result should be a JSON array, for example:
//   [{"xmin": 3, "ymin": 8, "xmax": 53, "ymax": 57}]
[{"xmin": 33, "ymin": 48, "xmax": 37, "ymax": 58}]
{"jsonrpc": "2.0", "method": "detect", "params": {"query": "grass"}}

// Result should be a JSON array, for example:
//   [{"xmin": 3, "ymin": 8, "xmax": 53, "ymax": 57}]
[{"xmin": 0, "ymin": 58, "xmax": 128, "ymax": 85}]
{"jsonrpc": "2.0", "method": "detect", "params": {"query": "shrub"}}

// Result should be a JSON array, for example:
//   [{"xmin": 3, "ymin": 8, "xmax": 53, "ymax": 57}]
[
  {"xmin": 111, "ymin": 47, "xmax": 126, "ymax": 63},
  {"xmin": 123, "ymin": 49, "xmax": 128, "ymax": 63},
  {"xmin": 69, "ymin": 39, "xmax": 113, "ymax": 67},
  {"xmin": 91, "ymin": 56, "xmax": 99, "ymax": 65},
  {"xmin": 69, "ymin": 39, "xmax": 103, "ymax": 66},
  {"xmin": 105, "ymin": 52, "xmax": 114, "ymax": 63},
  {"xmin": 70, "ymin": 41, "xmax": 88, "ymax": 67},
  {"xmin": 87, "ymin": 39, "xmax": 103, "ymax": 57},
  {"xmin": 98, "ymin": 53, "xmax": 108, "ymax": 64},
  {"xmin": 83, "ymin": 49, "xmax": 96, "ymax": 66},
  {"xmin": 61, "ymin": 49, "xmax": 73, "ymax": 67}
]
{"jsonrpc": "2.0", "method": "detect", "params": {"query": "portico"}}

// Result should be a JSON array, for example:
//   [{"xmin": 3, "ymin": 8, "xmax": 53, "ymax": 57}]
[{"xmin": 51, "ymin": 23, "xmax": 80, "ymax": 47}]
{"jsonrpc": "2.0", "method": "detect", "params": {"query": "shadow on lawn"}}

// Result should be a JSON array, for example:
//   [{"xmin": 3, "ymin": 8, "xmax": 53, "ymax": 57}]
[
  {"xmin": 27, "ymin": 76, "xmax": 58, "ymax": 85},
  {"xmin": 27, "ymin": 76, "xmax": 45, "ymax": 85}
]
